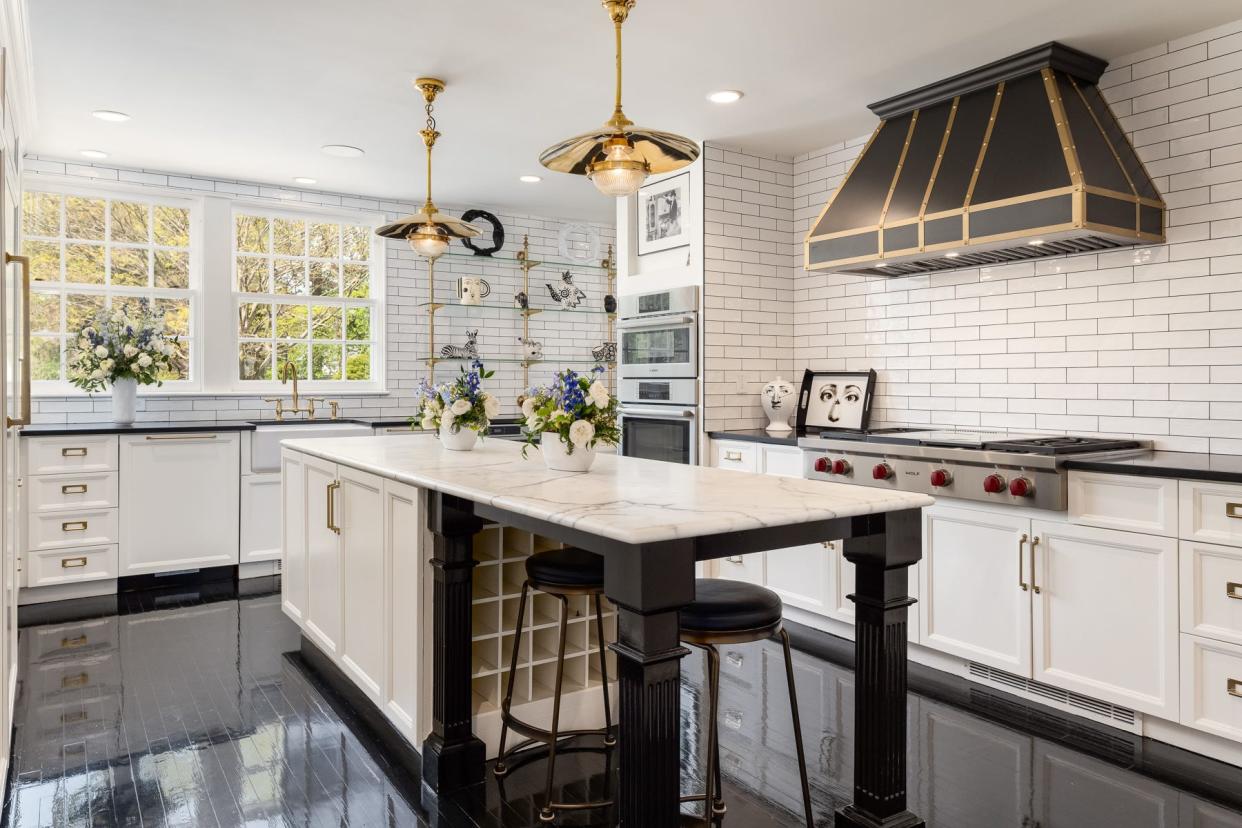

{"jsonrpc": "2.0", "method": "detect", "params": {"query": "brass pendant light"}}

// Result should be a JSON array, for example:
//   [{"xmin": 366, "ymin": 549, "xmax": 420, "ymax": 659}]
[
  {"xmin": 376, "ymin": 77, "xmax": 480, "ymax": 258},
  {"xmin": 538, "ymin": 0, "xmax": 699, "ymax": 198}
]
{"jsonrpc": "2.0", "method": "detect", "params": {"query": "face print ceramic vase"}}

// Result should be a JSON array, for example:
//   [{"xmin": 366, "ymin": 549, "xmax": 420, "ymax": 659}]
[{"xmin": 761, "ymin": 376, "xmax": 795, "ymax": 433}]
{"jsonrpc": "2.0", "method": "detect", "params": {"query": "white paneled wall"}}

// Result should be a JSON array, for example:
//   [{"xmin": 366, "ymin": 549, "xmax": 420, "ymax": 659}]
[
  {"xmin": 23, "ymin": 159, "xmax": 613, "ymax": 424},
  {"xmin": 702, "ymin": 17, "xmax": 1242, "ymax": 451}
]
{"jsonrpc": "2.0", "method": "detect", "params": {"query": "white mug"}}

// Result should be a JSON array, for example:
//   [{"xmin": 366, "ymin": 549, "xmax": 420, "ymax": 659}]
[{"xmin": 458, "ymin": 277, "xmax": 491, "ymax": 305}]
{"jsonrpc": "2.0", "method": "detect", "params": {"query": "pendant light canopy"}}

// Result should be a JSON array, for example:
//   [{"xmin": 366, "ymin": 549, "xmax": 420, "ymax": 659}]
[
  {"xmin": 376, "ymin": 77, "xmax": 480, "ymax": 258},
  {"xmin": 539, "ymin": 0, "xmax": 699, "ymax": 198}
]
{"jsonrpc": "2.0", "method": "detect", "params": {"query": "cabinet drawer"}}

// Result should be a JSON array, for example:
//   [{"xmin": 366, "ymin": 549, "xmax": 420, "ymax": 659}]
[
  {"xmin": 1180, "ymin": 480, "xmax": 1242, "ymax": 547},
  {"xmin": 1181, "ymin": 540, "xmax": 1242, "ymax": 647},
  {"xmin": 28, "ymin": 471, "xmax": 118, "ymax": 513},
  {"xmin": 24, "ymin": 435, "xmax": 118, "ymax": 476},
  {"xmin": 1180, "ymin": 634, "xmax": 1242, "ymax": 743},
  {"xmin": 761, "ymin": 445, "xmax": 803, "ymax": 477},
  {"xmin": 713, "ymin": 552, "xmax": 763, "ymax": 585},
  {"xmin": 1069, "ymin": 471, "xmax": 1177, "ymax": 537},
  {"xmin": 30, "ymin": 618, "xmax": 118, "ymax": 663},
  {"xmin": 27, "ymin": 544, "xmax": 117, "ymax": 588},
  {"xmin": 28, "ymin": 508, "xmax": 118, "ymax": 551},
  {"xmin": 712, "ymin": 441, "xmax": 758, "ymax": 473}
]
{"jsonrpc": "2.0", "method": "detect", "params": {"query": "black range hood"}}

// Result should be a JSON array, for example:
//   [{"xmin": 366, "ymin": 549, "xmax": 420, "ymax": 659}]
[{"xmin": 804, "ymin": 43, "xmax": 1165, "ymax": 277}]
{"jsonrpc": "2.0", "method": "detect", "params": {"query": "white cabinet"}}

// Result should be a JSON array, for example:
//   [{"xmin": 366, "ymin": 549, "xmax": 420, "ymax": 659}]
[
  {"xmin": 1180, "ymin": 634, "xmax": 1242, "ymax": 743},
  {"xmin": 338, "ymin": 465, "xmax": 386, "ymax": 704},
  {"xmin": 1180, "ymin": 479, "xmax": 1242, "ymax": 548},
  {"xmin": 383, "ymin": 481, "xmax": 422, "ymax": 741},
  {"xmin": 1031, "ymin": 520, "xmax": 1179, "ymax": 718},
  {"xmin": 303, "ymin": 452, "xmax": 343, "ymax": 659},
  {"xmin": 280, "ymin": 450, "xmax": 308, "ymax": 624},
  {"xmin": 240, "ymin": 474, "xmax": 281, "ymax": 564},
  {"xmin": 1069, "ymin": 471, "xmax": 1178, "ymax": 537},
  {"xmin": 118, "ymin": 433, "xmax": 240, "ymax": 576},
  {"xmin": 1179, "ymin": 539, "xmax": 1242, "ymax": 647},
  {"xmin": 921, "ymin": 504, "xmax": 1032, "ymax": 675}
]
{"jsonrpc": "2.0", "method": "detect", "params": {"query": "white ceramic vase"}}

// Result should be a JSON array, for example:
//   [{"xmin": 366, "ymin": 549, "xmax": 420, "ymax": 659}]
[
  {"xmin": 540, "ymin": 431, "xmax": 595, "ymax": 472},
  {"xmin": 761, "ymin": 376, "xmax": 795, "ymax": 433},
  {"xmin": 439, "ymin": 420, "xmax": 479, "ymax": 451},
  {"xmin": 112, "ymin": 377, "xmax": 137, "ymax": 425}
]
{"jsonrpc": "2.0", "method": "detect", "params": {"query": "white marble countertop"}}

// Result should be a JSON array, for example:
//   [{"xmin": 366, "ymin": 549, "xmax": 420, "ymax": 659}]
[{"xmin": 282, "ymin": 436, "xmax": 934, "ymax": 546}]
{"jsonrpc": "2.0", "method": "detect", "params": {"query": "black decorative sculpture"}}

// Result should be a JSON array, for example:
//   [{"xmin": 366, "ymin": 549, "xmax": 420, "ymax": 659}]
[
  {"xmin": 604, "ymin": 294, "xmax": 617, "ymax": 313},
  {"xmin": 460, "ymin": 209, "xmax": 505, "ymax": 256}
]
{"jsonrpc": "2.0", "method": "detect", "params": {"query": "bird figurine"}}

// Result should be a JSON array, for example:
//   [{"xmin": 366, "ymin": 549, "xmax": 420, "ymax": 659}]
[{"xmin": 545, "ymin": 270, "xmax": 587, "ymax": 309}]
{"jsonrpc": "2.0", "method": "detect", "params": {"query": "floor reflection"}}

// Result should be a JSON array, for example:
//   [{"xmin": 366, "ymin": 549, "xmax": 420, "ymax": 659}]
[{"xmin": 2, "ymin": 585, "xmax": 1241, "ymax": 827}]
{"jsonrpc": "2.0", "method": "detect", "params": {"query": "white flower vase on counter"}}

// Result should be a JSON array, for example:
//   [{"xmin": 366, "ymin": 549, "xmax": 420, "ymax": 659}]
[
  {"xmin": 111, "ymin": 377, "xmax": 137, "ymax": 425},
  {"xmin": 439, "ymin": 420, "xmax": 479, "ymax": 451},
  {"xmin": 541, "ymin": 432, "xmax": 596, "ymax": 472},
  {"xmin": 761, "ymin": 376, "xmax": 795, "ymax": 433}
]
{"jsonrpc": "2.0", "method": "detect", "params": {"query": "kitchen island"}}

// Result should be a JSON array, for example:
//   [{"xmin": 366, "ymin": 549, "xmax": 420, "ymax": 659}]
[{"xmin": 279, "ymin": 435, "xmax": 933, "ymax": 828}]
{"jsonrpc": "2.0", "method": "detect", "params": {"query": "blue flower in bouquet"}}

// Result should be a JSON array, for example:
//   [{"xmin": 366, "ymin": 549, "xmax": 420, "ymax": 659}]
[
  {"xmin": 66, "ymin": 300, "xmax": 180, "ymax": 393},
  {"xmin": 519, "ymin": 368, "xmax": 618, "ymax": 457}
]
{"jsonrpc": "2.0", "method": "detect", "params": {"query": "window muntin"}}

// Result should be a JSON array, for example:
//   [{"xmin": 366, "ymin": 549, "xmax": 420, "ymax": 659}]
[
  {"xmin": 23, "ymin": 190, "xmax": 195, "ymax": 386},
  {"xmin": 233, "ymin": 210, "xmax": 379, "ymax": 386}
]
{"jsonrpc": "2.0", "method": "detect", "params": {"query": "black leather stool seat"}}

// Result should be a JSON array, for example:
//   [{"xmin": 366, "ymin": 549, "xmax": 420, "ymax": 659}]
[
  {"xmin": 525, "ymin": 547, "xmax": 604, "ymax": 588},
  {"xmin": 681, "ymin": 579, "xmax": 783, "ymax": 633}
]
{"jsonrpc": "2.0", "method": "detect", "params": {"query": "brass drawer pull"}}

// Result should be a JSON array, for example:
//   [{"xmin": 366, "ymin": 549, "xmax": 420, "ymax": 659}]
[
  {"xmin": 1227, "ymin": 502, "xmax": 1242, "ymax": 519},
  {"xmin": 62, "ymin": 672, "xmax": 89, "ymax": 689},
  {"xmin": 723, "ymin": 450, "xmax": 743, "ymax": 462},
  {"xmin": 726, "ymin": 555, "xmax": 743, "ymax": 564},
  {"xmin": 327, "ymin": 480, "xmax": 341, "ymax": 535},
  {"xmin": 1030, "ymin": 536, "xmax": 1042, "ymax": 595},
  {"xmin": 60, "ymin": 634, "xmax": 87, "ymax": 649},
  {"xmin": 1229, "ymin": 582, "xmax": 1242, "ymax": 600},
  {"xmin": 61, "ymin": 484, "xmax": 88, "ymax": 495},
  {"xmin": 61, "ymin": 521, "xmax": 88, "ymax": 532},
  {"xmin": 1018, "ymin": 533, "xmax": 1029, "ymax": 592},
  {"xmin": 61, "ymin": 556, "xmax": 88, "ymax": 569},
  {"xmin": 1229, "ymin": 678, "xmax": 1242, "ymax": 699},
  {"xmin": 145, "ymin": 434, "xmax": 218, "ymax": 441},
  {"xmin": 60, "ymin": 447, "xmax": 87, "ymax": 457}
]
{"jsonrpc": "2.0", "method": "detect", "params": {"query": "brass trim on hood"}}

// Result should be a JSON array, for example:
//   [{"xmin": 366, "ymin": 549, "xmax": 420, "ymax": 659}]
[
  {"xmin": 1042, "ymin": 68, "xmax": 1084, "ymax": 189},
  {"xmin": 805, "ymin": 121, "xmax": 885, "ymax": 241},
  {"xmin": 877, "ymin": 111, "xmax": 920, "ymax": 256},
  {"xmin": 917, "ymin": 96, "xmax": 960, "ymax": 252},
  {"xmin": 963, "ymin": 83, "xmax": 1006, "ymax": 243}
]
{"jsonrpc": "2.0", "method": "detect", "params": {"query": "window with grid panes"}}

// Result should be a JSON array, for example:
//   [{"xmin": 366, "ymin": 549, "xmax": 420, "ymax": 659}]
[
  {"xmin": 233, "ymin": 210, "xmax": 379, "ymax": 385},
  {"xmin": 22, "ymin": 190, "xmax": 195, "ymax": 385}
]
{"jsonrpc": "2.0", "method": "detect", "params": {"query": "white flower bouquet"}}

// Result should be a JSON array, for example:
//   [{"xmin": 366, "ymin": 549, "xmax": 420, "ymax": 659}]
[
  {"xmin": 413, "ymin": 361, "xmax": 499, "ymax": 437},
  {"xmin": 67, "ymin": 301, "xmax": 180, "ymax": 392},
  {"xmin": 520, "ymin": 366, "xmax": 619, "ymax": 459}
]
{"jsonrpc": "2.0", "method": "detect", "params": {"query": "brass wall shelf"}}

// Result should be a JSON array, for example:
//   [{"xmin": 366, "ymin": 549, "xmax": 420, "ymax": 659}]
[
  {"xmin": 437, "ymin": 249, "xmax": 611, "ymax": 271},
  {"xmin": 419, "ymin": 301, "xmax": 614, "ymax": 317}
]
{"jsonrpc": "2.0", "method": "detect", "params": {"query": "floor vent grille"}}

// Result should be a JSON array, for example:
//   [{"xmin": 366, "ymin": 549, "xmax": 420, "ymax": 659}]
[{"xmin": 967, "ymin": 662, "xmax": 1137, "ymax": 728}]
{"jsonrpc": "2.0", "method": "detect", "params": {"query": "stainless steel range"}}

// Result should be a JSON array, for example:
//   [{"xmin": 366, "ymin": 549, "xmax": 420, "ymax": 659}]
[{"xmin": 800, "ymin": 429, "xmax": 1150, "ymax": 510}]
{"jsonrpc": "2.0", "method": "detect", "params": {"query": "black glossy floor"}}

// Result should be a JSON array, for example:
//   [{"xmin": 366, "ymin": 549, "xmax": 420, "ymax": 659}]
[{"xmin": 4, "ymin": 579, "xmax": 1242, "ymax": 828}]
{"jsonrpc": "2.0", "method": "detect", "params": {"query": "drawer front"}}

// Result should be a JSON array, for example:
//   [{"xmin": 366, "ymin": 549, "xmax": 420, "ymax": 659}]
[
  {"xmin": 24, "ymin": 435, "xmax": 118, "ymax": 476},
  {"xmin": 28, "ymin": 508, "xmax": 118, "ymax": 551},
  {"xmin": 761, "ymin": 445, "xmax": 803, "ymax": 477},
  {"xmin": 31, "ymin": 618, "xmax": 119, "ymax": 663},
  {"xmin": 28, "ymin": 471, "xmax": 119, "ymax": 513},
  {"xmin": 712, "ymin": 441, "xmax": 758, "ymax": 473},
  {"xmin": 27, "ymin": 544, "xmax": 117, "ymax": 588},
  {"xmin": 1181, "ymin": 480, "xmax": 1242, "ymax": 547},
  {"xmin": 1180, "ymin": 634, "xmax": 1242, "ymax": 743},
  {"xmin": 1181, "ymin": 540, "xmax": 1242, "ymax": 647},
  {"xmin": 1069, "ymin": 471, "xmax": 1178, "ymax": 537}
]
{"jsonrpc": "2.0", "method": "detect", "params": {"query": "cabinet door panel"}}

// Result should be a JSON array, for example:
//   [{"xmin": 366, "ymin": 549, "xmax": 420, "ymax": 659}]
[
  {"xmin": 766, "ymin": 542, "xmax": 831, "ymax": 614},
  {"xmin": 241, "ymin": 474, "xmax": 281, "ymax": 564},
  {"xmin": 1032, "ymin": 520, "xmax": 1178, "ymax": 718},
  {"xmin": 280, "ymin": 451, "xmax": 307, "ymax": 624},
  {"xmin": 920, "ymin": 505, "xmax": 1032, "ymax": 674},
  {"xmin": 338, "ymin": 466, "xmax": 385, "ymax": 703},
  {"xmin": 384, "ymin": 481, "xmax": 420, "ymax": 741},
  {"xmin": 303, "ymin": 455, "xmax": 341, "ymax": 658}
]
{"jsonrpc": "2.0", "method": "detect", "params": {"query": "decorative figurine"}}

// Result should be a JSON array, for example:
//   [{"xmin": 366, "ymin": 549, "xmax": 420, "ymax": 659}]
[
  {"xmin": 604, "ymin": 294, "xmax": 617, "ymax": 313},
  {"xmin": 459, "ymin": 209, "xmax": 505, "ymax": 256},
  {"xmin": 545, "ymin": 270, "xmax": 587, "ymax": 309},
  {"xmin": 761, "ymin": 376, "xmax": 796, "ymax": 433},
  {"xmin": 518, "ymin": 337, "xmax": 543, "ymax": 360},
  {"xmin": 514, "ymin": 291, "xmax": 528, "ymax": 310},
  {"xmin": 591, "ymin": 341, "xmax": 616, "ymax": 364},
  {"xmin": 440, "ymin": 329, "xmax": 480, "ymax": 360},
  {"xmin": 457, "ymin": 277, "xmax": 491, "ymax": 305}
]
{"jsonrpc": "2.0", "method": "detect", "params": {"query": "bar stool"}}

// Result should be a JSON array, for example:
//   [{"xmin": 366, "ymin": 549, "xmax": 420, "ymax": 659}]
[
  {"xmin": 680, "ymin": 578, "xmax": 814, "ymax": 828},
  {"xmin": 493, "ymin": 546, "xmax": 615, "ymax": 823}
]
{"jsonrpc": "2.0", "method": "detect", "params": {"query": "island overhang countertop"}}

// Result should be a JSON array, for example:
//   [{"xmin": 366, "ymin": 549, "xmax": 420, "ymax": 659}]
[{"xmin": 282, "ymin": 435, "xmax": 934, "ymax": 546}]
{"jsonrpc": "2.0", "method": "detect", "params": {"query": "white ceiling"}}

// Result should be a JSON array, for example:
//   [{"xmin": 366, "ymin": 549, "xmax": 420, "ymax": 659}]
[{"xmin": 26, "ymin": 0, "xmax": 1242, "ymax": 224}]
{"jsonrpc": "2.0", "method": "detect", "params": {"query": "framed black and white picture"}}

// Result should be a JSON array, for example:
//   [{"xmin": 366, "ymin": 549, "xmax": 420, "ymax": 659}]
[
  {"xmin": 637, "ymin": 172, "xmax": 690, "ymax": 255},
  {"xmin": 795, "ymin": 369, "xmax": 877, "ymax": 434}
]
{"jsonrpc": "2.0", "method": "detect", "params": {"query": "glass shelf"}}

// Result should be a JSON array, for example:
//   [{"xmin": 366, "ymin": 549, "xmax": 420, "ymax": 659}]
[
  {"xmin": 429, "ymin": 356, "xmax": 616, "ymax": 367},
  {"xmin": 417, "ymin": 300, "xmax": 614, "ymax": 316},
  {"xmin": 433, "ymin": 249, "xmax": 612, "ymax": 272}
]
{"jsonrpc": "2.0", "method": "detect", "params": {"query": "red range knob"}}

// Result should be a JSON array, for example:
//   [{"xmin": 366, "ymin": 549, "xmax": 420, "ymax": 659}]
[
  {"xmin": 832, "ymin": 459, "xmax": 852, "ymax": 475},
  {"xmin": 814, "ymin": 457, "xmax": 830, "ymax": 473},
  {"xmin": 929, "ymin": 469, "xmax": 952, "ymax": 488},
  {"xmin": 1009, "ymin": 477, "xmax": 1034, "ymax": 497},
  {"xmin": 983, "ymin": 474, "xmax": 1007, "ymax": 494},
  {"xmin": 872, "ymin": 463, "xmax": 893, "ymax": 480}
]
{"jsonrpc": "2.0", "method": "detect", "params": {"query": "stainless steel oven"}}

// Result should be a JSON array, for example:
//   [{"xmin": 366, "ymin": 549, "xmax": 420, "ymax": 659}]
[
  {"xmin": 619, "ymin": 378, "xmax": 698, "ymax": 465},
  {"xmin": 618, "ymin": 286, "xmax": 698, "ymax": 379}
]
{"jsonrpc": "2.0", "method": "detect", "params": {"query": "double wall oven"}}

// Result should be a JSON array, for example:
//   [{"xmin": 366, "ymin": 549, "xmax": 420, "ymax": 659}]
[{"xmin": 617, "ymin": 286, "xmax": 698, "ymax": 465}]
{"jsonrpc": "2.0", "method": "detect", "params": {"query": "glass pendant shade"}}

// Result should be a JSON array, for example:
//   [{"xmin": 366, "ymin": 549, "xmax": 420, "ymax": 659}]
[
  {"xmin": 588, "ymin": 141, "xmax": 649, "ymax": 197},
  {"xmin": 409, "ymin": 223, "xmax": 450, "ymax": 258}
]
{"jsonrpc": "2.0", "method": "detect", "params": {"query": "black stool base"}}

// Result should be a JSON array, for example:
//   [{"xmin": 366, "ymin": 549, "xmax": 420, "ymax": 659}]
[{"xmin": 835, "ymin": 805, "xmax": 926, "ymax": 828}]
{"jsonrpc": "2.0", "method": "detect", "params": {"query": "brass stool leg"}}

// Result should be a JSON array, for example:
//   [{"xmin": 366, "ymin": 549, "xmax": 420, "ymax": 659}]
[
  {"xmin": 539, "ymin": 595, "xmax": 571, "ymax": 823},
  {"xmin": 780, "ymin": 628, "xmax": 814, "ymax": 828},
  {"xmin": 703, "ymin": 644, "xmax": 721, "ymax": 825},
  {"xmin": 493, "ymin": 580, "xmax": 530, "ymax": 777},
  {"xmin": 593, "ymin": 593, "xmax": 616, "ymax": 746}
]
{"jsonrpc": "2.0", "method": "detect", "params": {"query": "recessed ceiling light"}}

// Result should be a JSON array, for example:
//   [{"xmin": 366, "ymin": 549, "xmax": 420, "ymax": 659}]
[
  {"xmin": 519, "ymin": 175, "xmax": 542, "ymax": 183},
  {"xmin": 321, "ymin": 144, "xmax": 364, "ymax": 158},
  {"xmin": 92, "ymin": 110, "xmax": 131, "ymax": 122},
  {"xmin": 945, "ymin": 252, "xmax": 960, "ymax": 258},
  {"xmin": 80, "ymin": 149, "xmax": 109, "ymax": 159},
  {"xmin": 707, "ymin": 90, "xmax": 743, "ymax": 104},
  {"xmin": 293, "ymin": 177, "xmax": 318, "ymax": 185}
]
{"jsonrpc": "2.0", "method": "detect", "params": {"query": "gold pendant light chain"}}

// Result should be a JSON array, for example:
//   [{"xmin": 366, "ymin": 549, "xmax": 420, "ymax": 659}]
[
  {"xmin": 418, "ymin": 81, "xmax": 442, "ymax": 215},
  {"xmin": 605, "ymin": 0, "xmax": 634, "ymax": 130}
]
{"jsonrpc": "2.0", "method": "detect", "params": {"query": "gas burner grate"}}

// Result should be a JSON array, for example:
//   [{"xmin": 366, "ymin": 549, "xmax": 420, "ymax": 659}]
[{"xmin": 983, "ymin": 436, "xmax": 1142, "ymax": 455}]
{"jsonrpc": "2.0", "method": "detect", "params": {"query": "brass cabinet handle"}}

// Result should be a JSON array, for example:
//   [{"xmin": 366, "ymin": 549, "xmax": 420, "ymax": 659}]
[
  {"xmin": 61, "ymin": 634, "xmax": 87, "ymax": 649},
  {"xmin": 726, "ymin": 555, "xmax": 743, "ymax": 564},
  {"xmin": 61, "ymin": 556, "xmax": 87, "ymax": 569},
  {"xmin": 1018, "ymin": 533, "xmax": 1029, "ymax": 591},
  {"xmin": 61, "ymin": 447, "xmax": 88, "ymax": 457},
  {"xmin": 1030, "ymin": 536, "xmax": 1042, "ymax": 594},
  {"xmin": 1228, "ymin": 582, "xmax": 1242, "ymax": 600},
  {"xmin": 1227, "ymin": 503, "xmax": 1242, "ymax": 519},
  {"xmin": 1229, "ymin": 678, "xmax": 1242, "ymax": 699},
  {"xmin": 145, "ymin": 434, "xmax": 218, "ymax": 441},
  {"xmin": 723, "ymin": 450, "xmax": 743, "ymax": 462},
  {"xmin": 61, "ymin": 521, "xmax": 88, "ymax": 532},
  {"xmin": 327, "ymin": 480, "xmax": 341, "ymax": 535},
  {"xmin": 5, "ymin": 253, "xmax": 30, "ymax": 428},
  {"xmin": 62, "ymin": 672, "xmax": 88, "ymax": 689},
  {"xmin": 61, "ymin": 484, "xmax": 88, "ymax": 495}
]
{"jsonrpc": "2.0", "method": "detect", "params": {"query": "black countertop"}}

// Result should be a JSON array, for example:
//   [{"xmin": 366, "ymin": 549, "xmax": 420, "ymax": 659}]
[
  {"xmin": 1063, "ymin": 451, "xmax": 1242, "ymax": 485},
  {"xmin": 19, "ymin": 414, "xmax": 522, "ymax": 438},
  {"xmin": 708, "ymin": 428, "xmax": 799, "ymax": 447}
]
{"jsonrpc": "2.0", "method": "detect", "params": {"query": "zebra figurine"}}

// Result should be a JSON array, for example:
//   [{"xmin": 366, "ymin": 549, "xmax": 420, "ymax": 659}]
[
  {"xmin": 545, "ymin": 270, "xmax": 587, "ymax": 309},
  {"xmin": 440, "ymin": 329, "xmax": 479, "ymax": 360}
]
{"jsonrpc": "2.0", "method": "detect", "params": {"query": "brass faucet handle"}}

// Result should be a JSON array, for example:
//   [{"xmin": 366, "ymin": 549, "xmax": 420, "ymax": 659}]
[
  {"xmin": 261, "ymin": 397, "xmax": 286, "ymax": 421},
  {"xmin": 328, "ymin": 401, "xmax": 340, "ymax": 420}
]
